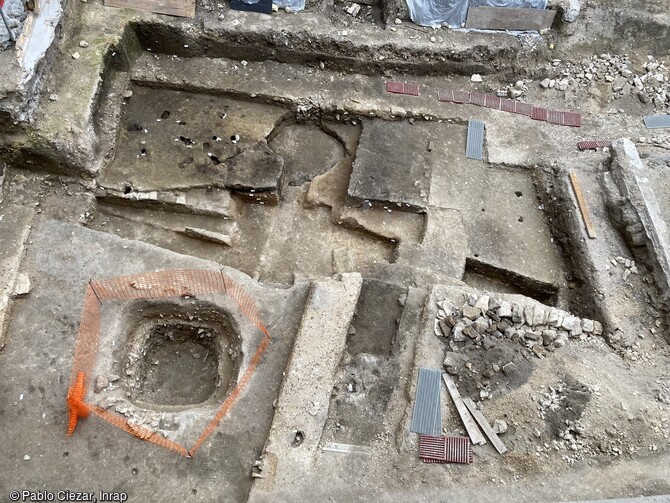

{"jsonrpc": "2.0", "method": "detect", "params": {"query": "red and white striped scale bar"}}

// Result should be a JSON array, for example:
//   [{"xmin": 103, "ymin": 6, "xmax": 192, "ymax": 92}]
[
  {"xmin": 386, "ymin": 81, "xmax": 420, "ymax": 97},
  {"xmin": 419, "ymin": 435, "xmax": 473, "ymax": 464},
  {"xmin": 436, "ymin": 88, "xmax": 581, "ymax": 127},
  {"xmin": 577, "ymin": 140, "xmax": 612, "ymax": 150}
]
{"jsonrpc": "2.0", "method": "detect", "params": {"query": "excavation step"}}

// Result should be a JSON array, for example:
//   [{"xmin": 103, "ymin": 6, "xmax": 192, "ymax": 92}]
[
  {"xmin": 250, "ymin": 273, "xmax": 362, "ymax": 501},
  {"xmin": 96, "ymin": 186, "xmax": 239, "ymax": 218}
]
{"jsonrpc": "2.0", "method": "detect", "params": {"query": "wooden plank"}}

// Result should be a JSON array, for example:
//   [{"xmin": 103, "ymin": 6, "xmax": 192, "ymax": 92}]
[
  {"xmin": 442, "ymin": 374, "xmax": 486, "ymax": 445},
  {"xmin": 463, "ymin": 397, "xmax": 507, "ymax": 455},
  {"xmin": 104, "ymin": 0, "xmax": 195, "ymax": 18},
  {"xmin": 569, "ymin": 171, "xmax": 596, "ymax": 239},
  {"xmin": 465, "ymin": 7, "xmax": 556, "ymax": 31}
]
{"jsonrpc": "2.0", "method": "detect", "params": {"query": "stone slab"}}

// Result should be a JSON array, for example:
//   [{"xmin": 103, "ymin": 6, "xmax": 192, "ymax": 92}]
[
  {"xmin": 100, "ymin": 86, "xmax": 290, "ymax": 192},
  {"xmin": 396, "ymin": 207, "xmax": 468, "ymax": 284},
  {"xmin": 430, "ymin": 145, "xmax": 562, "ymax": 289},
  {"xmin": 268, "ymin": 124, "xmax": 344, "ymax": 187},
  {"xmin": 347, "ymin": 119, "xmax": 434, "ymax": 211},
  {"xmin": 225, "ymin": 140, "xmax": 285, "ymax": 203}
]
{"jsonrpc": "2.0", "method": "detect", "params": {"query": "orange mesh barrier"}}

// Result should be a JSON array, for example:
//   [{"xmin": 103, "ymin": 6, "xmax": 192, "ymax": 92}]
[{"xmin": 66, "ymin": 270, "xmax": 271, "ymax": 458}]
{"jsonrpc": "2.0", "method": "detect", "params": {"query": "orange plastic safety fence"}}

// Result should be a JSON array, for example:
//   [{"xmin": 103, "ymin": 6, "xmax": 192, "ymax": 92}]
[
  {"xmin": 190, "ymin": 334, "xmax": 270, "ymax": 456},
  {"xmin": 67, "ymin": 269, "xmax": 271, "ymax": 458}
]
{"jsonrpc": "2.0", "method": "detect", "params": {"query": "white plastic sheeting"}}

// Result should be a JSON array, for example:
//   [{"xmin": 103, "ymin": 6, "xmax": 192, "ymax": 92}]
[
  {"xmin": 273, "ymin": 0, "xmax": 306, "ymax": 11},
  {"xmin": 0, "ymin": 0, "xmax": 26, "ymax": 49},
  {"xmin": 406, "ymin": 0, "xmax": 547, "ymax": 27}
]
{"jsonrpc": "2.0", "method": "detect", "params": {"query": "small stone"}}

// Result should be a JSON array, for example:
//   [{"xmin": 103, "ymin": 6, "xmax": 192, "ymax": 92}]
[
  {"xmin": 502, "ymin": 362, "xmax": 517, "ymax": 377},
  {"xmin": 612, "ymin": 76, "xmax": 627, "ymax": 92},
  {"xmin": 390, "ymin": 105, "xmax": 406, "ymax": 117},
  {"xmin": 540, "ymin": 78, "xmax": 552, "ymax": 89},
  {"xmin": 394, "ymin": 17, "xmax": 402, "ymax": 24},
  {"xmin": 524, "ymin": 305, "xmax": 534, "ymax": 326},
  {"xmin": 72, "ymin": 52, "xmax": 81, "ymax": 60},
  {"xmin": 532, "ymin": 305, "xmax": 547, "ymax": 326},
  {"xmin": 508, "ymin": 88, "xmax": 524, "ymax": 99},
  {"xmin": 470, "ymin": 74, "xmax": 483, "ymax": 83},
  {"xmin": 109, "ymin": 374, "xmax": 120, "ymax": 382},
  {"xmin": 581, "ymin": 319, "xmax": 594, "ymax": 333},
  {"xmin": 542, "ymin": 330, "xmax": 557, "ymax": 346},
  {"xmin": 561, "ymin": 314, "xmax": 580, "ymax": 331},
  {"xmin": 493, "ymin": 419, "xmax": 508, "ymax": 435},
  {"xmin": 512, "ymin": 304, "xmax": 525, "ymax": 324},
  {"xmin": 122, "ymin": 90, "xmax": 133, "ymax": 99},
  {"xmin": 463, "ymin": 325, "xmax": 479, "ymax": 339},
  {"xmin": 532, "ymin": 345, "xmax": 546, "ymax": 359},
  {"xmin": 79, "ymin": 40, "xmax": 89, "ymax": 48},
  {"xmin": 488, "ymin": 297, "xmax": 501, "ymax": 312},
  {"xmin": 94, "ymin": 375, "xmax": 109, "ymax": 393},
  {"xmin": 24, "ymin": 455, "xmax": 30, "ymax": 461},
  {"xmin": 546, "ymin": 307, "xmax": 560, "ymax": 326},
  {"xmin": 462, "ymin": 304, "xmax": 480, "ymax": 320},
  {"xmin": 474, "ymin": 295, "xmax": 490, "ymax": 313},
  {"xmin": 452, "ymin": 320, "xmax": 468, "ymax": 342},
  {"xmin": 12, "ymin": 273, "xmax": 31, "ymax": 297},
  {"xmin": 437, "ymin": 319, "xmax": 450, "ymax": 337},
  {"xmin": 443, "ymin": 352, "xmax": 469, "ymax": 375},
  {"xmin": 48, "ymin": 94, "xmax": 59, "ymax": 101},
  {"xmin": 593, "ymin": 321, "xmax": 603, "ymax": 336},
  {"xmin": 473, "ymin": 316, "xmax": 489, "ymax": 334},
  {"xmin": 497, "ymin": 301, "xmax": 512, "ymax": 318},
  {"xmin": 554, "ymin": 332, "xmax": 569, "ymax": 347}
]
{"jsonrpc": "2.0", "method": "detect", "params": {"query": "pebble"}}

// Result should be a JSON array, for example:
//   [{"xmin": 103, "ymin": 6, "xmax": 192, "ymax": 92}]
[
  {"xmin": 493, "ymin": 419, "xmax": 508, "ymax": 435},
  {"xmin": 122, "ymin": 90, "xmax": 133, "ymax": 99},
  {"xmin": 72, "ymin": 52, "xmax": 80, "ymax": 60},
  {"xmin": 94, "ymin": 375, "xmax": 109, "ymax": 393},
  {"xmin": 394, "ymin": 18, "xmax": 402, "ymax": 24},
  {"xmin": 24, "ymin": 455, "xmax": 30, "ymax": 461},
  {"xmin": 48, "ymin": 94, "xmax": 59, "ymax": 101},
  {"xmin": 470, "ymin": 74, "xmax": 483, "ymax": 83},
  {"xmin": 79, "ymin": 40, "xmax": 89, "ymax": 48}
]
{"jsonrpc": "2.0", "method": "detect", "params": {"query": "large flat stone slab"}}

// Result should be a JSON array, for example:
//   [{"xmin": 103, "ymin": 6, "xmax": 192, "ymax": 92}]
[
  {"xmin": 101, "ymin": 86, "xmax": 291, "ymax": 193},
  {"xmin": 269, "ymin": 124, "xmax": 345, "ymax": 187},
  {"xmin": 348, "ymin": 119, "xmax": 436, "ymax": 211},
  {"xmin": 431, "ymin": 146, "xmax": 563, "ymax": 290},
  {"xmin": 225, "ymin": 140, "xmax": 285, "ymax": 204},
  {"xmin": 396, "ymin": 207, "xmax": 469, "ymax": 284}
]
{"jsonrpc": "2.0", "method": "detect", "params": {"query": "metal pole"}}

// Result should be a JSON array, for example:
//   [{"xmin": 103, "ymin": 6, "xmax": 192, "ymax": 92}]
[{"xmin": 0, "ymin": 7, "xmax": 16, "ymax": 43}]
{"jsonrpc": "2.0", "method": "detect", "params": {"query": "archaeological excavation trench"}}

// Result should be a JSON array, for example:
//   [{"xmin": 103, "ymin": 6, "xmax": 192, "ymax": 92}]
[{"xmin": 1, "ymin": 1, "xmax": 670, "ymax": 502}]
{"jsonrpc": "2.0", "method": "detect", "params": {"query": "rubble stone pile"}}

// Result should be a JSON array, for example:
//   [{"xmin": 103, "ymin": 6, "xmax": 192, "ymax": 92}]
[
  {"xmin": 434, "ymin": 293, "xmax": 603, "ymax": 362},
  {"xmin": 543, "ymin": 54, "xmax": 670, "ymax": 110}
]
